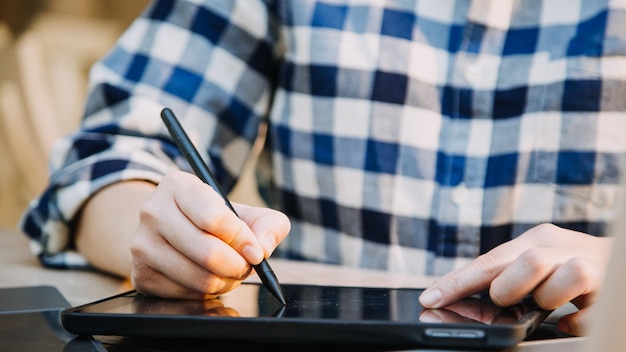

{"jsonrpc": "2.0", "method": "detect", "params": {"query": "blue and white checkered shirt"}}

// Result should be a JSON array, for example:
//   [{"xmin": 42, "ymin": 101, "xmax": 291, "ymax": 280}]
[{"xmin": 21, "ymin": 0, "xmax": 626, "ymax": 275}]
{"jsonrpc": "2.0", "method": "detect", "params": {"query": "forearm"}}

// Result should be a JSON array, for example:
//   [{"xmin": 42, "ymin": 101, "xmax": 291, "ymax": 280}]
[{"xmin": 75, "ymin": 180, "xmax": 156, "ymax": 278}]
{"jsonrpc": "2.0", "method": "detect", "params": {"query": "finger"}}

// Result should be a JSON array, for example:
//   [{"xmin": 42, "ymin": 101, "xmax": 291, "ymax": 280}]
[
  {"xmin": 131, "ymin": 228, "xmax": 245, "ymax": 298},
  {"xmin": 235, "ymin": 203, "xmax": 291, "ymax": 256},
  {"xmin": 147, "ymin": 243, "xmax": 244, "ymax": 296},
  {"xmin": 419, "ymin": 224, "xmax": 561, "ymax": 308},
  {"xmin": 489, "ymin": 247, "xmax": 563, "ymax": 307},
  {"xmin": 132, "ymin": 259, "xmax": 242, "ymax": 299},
  {"xmin": 419, "ymin": 247, "xmax": 516, "ymax": 308},
  {"xmin": 139, "ymin": 184, "xmax": 252, "ymax": 279},
  {"xmin": 146, "ymin": 199, "xmax": 252, "ymax": 278},
  {"xmin": 132, "ymin": 264, "xmax": 216, "ymax": 300},
  {"xmin": 532, "ymin": 257, "xmax": 602, "ymax": 310},
  {"xmin": 171, "ymin": 172, "xmax": 265, "ymax": 264}
]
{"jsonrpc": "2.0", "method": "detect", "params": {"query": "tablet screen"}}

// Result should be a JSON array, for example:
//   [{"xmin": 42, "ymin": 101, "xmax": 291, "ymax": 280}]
[
  {"xmin": 75, "ymin": 284, "xmax": 534, "ymax": 325},
  {"xmin": 63, "ymin": 283, "xmax": 549, "ymax": 349}
]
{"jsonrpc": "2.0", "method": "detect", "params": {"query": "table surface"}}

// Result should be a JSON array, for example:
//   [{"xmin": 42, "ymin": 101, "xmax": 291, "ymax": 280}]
[{"xmin": 0, "ymin": 227, "xmax": 586, "ymax": 351}]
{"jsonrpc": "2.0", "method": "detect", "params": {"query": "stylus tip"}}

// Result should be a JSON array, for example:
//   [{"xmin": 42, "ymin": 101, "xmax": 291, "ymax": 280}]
[{"xmin": 254, "ymin": 260, "xmax": 286, "ymax": 305}]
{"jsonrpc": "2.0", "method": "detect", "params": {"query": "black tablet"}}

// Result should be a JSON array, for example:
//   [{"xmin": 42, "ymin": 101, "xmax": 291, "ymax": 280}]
[{"xmin": 61, "ymin": 283, "xmax": 550, "ymax": 350}]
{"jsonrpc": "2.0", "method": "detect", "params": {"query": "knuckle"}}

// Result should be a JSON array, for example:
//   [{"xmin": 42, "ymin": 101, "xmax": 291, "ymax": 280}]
[
  {"xmin": 138, "ymin": 198, "xmax": 163, "ymax": 224},
  {"xmin": 199, "ymin": 275, "xmax": 228, "ymax": 296},
  {"xmin": 518, "ymin": 248, "xmax": 551, "ymax": 275},
  {"xmin": 489, "ymin": 287, "xmax": 508, "ymax": 307},
  {"xmin": 200, "ymin": 205, "xmax": 231, "ymax": 232},
  {"xmin": 437, "ymin": 273, "xmax": 467, "ymax": 298},
  {"xmin": 164, "ymin": 169, "xmax": 188, "ymax": 183},
  {"xmin": 228, "ymin": 222, "xmax": 249, "ymax": 247},
  {"xmin": 531, "ymin": 293, "xmax": 552, "ymax": 310},
  {"xmin": 201, "ymin": 278, "xmax": 219, "ymax": 295},
  {"xmin": 472, "ymin": 254, "xmax": 502, "ymax": 278},
  {"xmin": 565, "ymin": 257, "xmax": 597, "ymax": 287},
  {"xmin": 138, "ymin": 202, "xmax": 156, "ymax": 221},
  {"xmin": 532, "ymin": 288, "xmax": 563, "ymax": 310},
  {"xmin": 129, "ymin": 243, "xmax": 143, "ymax": 260},
  {"xmin": 489, "ymin": 276, "xmax": 516, "ymax": 307},
  {"xmin": 201, "ymin": 246, "xmax": 221, "ymax": 268},
  {"xmin": 131, "ymin": 266, "xmax": 156, "ymax": 295},
  {"xmin": 527, "ymin": 223, "xmax": 558, "ymax": 240},
  {"xmin": 445, "ymin": 277, "xmax": 465, "ymax": 296},
  {"xmin": 129, "ymin": 234, "xmax": 148, "ymax": 259}
]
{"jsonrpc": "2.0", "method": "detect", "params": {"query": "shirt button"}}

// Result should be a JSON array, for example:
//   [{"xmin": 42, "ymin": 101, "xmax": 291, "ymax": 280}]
[
  {"xmin": 452, "ymin": 183, "xmax": 469, "ymax": 204},
  {"xmin": 463, "ymin": 64, "xmax": 483, "ymax": 85}
]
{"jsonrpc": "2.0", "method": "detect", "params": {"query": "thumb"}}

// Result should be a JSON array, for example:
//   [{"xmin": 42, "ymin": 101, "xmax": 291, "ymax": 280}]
[{"xmin": 235, "ymin": 203, "xmax": 291, "ymax": 257}]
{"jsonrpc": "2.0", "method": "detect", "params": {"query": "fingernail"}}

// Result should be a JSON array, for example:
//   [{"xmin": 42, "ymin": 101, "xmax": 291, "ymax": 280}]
[
  {"xmin": 419, "ymin": 289, "xmax": 443, "ymax": 308},
  {"xmin": 242, "ymin": 245, "xmax": 264, "ymax": 264}
]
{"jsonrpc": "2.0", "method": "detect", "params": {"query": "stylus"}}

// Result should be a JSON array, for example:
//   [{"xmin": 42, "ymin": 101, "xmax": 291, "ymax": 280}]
[{"xmin": 160, "ymin": 107, "xmax": 287, "ymax": 306}]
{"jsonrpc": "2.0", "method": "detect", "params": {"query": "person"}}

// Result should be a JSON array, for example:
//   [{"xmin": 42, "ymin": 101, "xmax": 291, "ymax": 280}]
[{"xmin": 20, "ymin": 0, "xmax": 625, "ymax": 337}]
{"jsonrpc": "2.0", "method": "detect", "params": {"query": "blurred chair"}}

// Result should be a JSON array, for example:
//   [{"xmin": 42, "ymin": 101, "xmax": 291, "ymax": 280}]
[
  {"xmin": 1, "ymin": 1, "xmax": 261, "ymax": 229},
  {"xmin": 0, "ymin": 10, "xmax": 128, "ymax": 229},
  {"xmin": 0, "ymin": 25, "xmax": 53, "ymax": 228}
]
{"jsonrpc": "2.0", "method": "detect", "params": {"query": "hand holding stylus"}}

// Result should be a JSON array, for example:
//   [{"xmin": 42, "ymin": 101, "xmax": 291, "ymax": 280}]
[
  {"xmin": 160, "ymin": 107, "xmax": 286, "ymax": 304},
  {"xmin": 128, "ymin": 111, "xmax": 290, "ymax": 301}
]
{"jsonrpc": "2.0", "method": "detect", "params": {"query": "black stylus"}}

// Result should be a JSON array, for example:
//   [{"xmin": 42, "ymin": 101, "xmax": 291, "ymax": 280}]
[{"xmin": 160, "ymin": 107, "xmax": 286, "ymax": 305}]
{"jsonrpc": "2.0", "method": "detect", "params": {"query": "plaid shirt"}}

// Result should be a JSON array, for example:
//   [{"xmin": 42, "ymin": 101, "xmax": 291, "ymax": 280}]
[{"xmin": 21, "ymin": 0, "xmax": 626, "ymax": 275}]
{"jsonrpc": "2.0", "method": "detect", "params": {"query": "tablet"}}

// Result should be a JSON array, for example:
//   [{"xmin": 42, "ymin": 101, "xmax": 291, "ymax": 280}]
[{"xmin": 61, "ymin": 283, "xmax": 550, "ymax": 350}]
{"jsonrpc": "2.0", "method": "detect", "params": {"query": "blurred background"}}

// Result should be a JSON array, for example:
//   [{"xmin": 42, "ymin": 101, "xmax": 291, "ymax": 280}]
[
  {"xmin": 0, "ymin": 0, "xmax": 265, "ymax": 230},
  {"xmin": 0, "ymin": 0, "xmax": 150, "ymax": 228}
]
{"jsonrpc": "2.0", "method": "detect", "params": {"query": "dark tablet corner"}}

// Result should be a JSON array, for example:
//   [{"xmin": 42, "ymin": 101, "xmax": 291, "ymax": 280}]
[
  {"xmin": 0, "ymin": 286, "xmax": 104, "ymax": 351},
  {"xmin": 0, "ymin": 285, "xmax": 70, "ymax": 313}
]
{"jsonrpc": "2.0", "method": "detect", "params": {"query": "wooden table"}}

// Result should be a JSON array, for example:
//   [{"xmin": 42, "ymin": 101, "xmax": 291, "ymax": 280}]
[{"xmin": 0, "ymin": 228, "xmax": 585, "ymax": 351}]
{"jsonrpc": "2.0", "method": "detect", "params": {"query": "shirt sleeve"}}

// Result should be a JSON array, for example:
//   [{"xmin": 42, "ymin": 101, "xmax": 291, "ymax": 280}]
[{"xmin": 19, "ymin": 0, "xmax": 282, "ymax": 268}]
